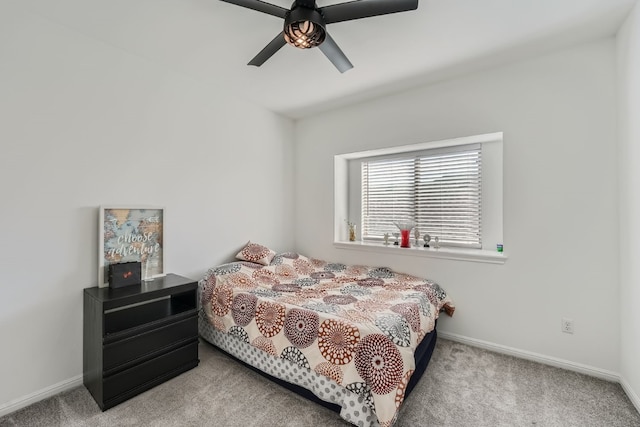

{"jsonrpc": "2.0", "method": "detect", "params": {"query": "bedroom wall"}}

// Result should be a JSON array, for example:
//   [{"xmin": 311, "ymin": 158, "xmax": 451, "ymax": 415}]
[
  {"xmin": 0, "ymin": 3, "xmax": 294, "ymax": 413},
  {"xmin": 294, "ymin": 40, "xmax": 620, "ymax": 374},
  {"xmin": 618, "ymin": 0, "xmax": 640, "ymax": 411}
]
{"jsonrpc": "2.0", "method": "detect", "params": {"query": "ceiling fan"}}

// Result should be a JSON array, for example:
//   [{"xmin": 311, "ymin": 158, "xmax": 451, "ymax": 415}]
[{"xmin": 220, "ymin": 0, "xmax": 419, "ymax": 73}]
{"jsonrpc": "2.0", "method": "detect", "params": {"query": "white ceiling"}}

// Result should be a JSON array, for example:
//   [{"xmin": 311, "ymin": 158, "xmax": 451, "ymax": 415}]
[{"xmin": 18, "ymin": 0, "xmax": 638, "ymax": 118}]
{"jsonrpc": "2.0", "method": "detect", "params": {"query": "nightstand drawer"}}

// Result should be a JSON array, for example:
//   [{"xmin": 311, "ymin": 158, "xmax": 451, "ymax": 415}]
[
  {"xmin": 103, "ymin": 340, "xmax": 198, "ymax": 401},
  {"xmin": 103, "ymin": 315, "xmax": 197, "ymax": 372}
]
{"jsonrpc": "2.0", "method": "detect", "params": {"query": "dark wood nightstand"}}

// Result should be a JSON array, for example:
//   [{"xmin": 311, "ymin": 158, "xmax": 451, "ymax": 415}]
[{"xmin": 83, "ymin": 274, "xmax": 199, "ymax": 410}]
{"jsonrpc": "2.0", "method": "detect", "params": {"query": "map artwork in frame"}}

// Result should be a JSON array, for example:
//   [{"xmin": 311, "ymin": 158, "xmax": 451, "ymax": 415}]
[{"xmin": 99, "ymin": 206, "xmax": 164, "ymax": 287}]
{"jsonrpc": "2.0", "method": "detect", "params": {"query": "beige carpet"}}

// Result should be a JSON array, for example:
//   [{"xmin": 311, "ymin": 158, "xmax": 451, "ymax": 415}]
[{"xmin": 1, "ymin": 338, "xmax": 639, "ymax": 427}]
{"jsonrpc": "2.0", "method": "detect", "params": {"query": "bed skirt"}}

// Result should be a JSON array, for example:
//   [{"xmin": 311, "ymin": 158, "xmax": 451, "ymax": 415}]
[{"xmin": 198, "ymin": 310, "xmax": 437, "ymax": 427}]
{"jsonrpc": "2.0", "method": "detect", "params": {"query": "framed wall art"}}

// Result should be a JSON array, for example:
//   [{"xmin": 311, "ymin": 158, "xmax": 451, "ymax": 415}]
[{"xmin": 98, "ymin": 206, "xmax": 164, "ymax": 287}]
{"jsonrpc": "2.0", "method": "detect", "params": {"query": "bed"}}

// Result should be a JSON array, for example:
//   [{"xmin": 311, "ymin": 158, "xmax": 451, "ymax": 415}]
[{"xmin": 197, "ymin": 246, "xmax": 454, "ymax": 427}]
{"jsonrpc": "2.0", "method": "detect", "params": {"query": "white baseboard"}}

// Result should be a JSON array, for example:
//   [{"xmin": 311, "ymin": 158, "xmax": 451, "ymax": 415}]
[
  {"xmin": 621, "ymin": 377, "xmax": 640, "ymax": 414},
  {"xmin": 0, "ymin": 375, "xmax": 82, "ymax": 418},
  {"xmin": 438, "ymin": 331, "xmax": 620, "ymax": 383}
]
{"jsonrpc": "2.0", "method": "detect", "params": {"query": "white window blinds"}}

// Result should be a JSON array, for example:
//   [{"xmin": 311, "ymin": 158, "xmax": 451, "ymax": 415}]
[{"xmin": 361, "ymin": 143, "xmax": 482, "ymax": 248}]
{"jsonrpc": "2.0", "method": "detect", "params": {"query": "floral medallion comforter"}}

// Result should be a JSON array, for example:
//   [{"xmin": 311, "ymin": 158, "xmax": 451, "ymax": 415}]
[{"xmin": 200, "ymin": 252, "xmax": 454, "ymax": 427}]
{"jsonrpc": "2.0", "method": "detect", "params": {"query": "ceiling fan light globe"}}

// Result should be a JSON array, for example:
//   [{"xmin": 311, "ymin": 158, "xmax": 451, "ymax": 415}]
[
  {"xmin": 284, "ymin": 6, "xmax": 326, "ymax": 49},
  {"xmin": 284, "ymin": 20, "xmax": 325, "ymax": 49}
]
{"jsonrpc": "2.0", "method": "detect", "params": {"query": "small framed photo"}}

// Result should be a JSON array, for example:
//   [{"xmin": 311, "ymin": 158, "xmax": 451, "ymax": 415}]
[{"xmin": 98, "ymin": 206, "xmax": 164, "ymax": 287}]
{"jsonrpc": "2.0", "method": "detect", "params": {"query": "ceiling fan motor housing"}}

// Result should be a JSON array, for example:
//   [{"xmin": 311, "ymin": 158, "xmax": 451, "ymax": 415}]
[{"xmin": 283, "ymin": 4, "xmax": 326, "ymax": 49}]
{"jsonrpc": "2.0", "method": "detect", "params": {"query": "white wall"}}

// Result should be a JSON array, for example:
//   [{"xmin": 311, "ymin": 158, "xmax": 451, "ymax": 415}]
[
  {"xmin": 0, "ymin": 3, "xmax": 294, "ymax": 410},
  {"xmin": 295, "ymin": 40, "xmax": 620, "ymax": 373},
  {"xmin": 617, "ymin": 1, "xmax": 640, "ymax": 410}
]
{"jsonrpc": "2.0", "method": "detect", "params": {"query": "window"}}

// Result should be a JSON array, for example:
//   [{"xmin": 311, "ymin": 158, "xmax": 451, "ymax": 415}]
[
  {"xmin": 334, "ymin": 132, "xmax": 503, "ymax": 262},
  {"xmin": 361, "ymin": 144, "xmax": 482, "ymax": 248}
]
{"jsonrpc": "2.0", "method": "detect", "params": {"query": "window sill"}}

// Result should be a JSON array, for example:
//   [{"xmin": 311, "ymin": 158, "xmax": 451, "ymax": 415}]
[{"xmin": 333, "ymin": 241, "xmax": 507, "ymax": 264}]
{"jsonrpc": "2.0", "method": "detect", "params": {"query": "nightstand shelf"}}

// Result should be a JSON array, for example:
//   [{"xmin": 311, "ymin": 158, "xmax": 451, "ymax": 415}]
[
  {"xmin": 104, "ymin": 297, "xmax": 195, "ymax": 339},
  {"xmin": 83, "ymin": 274, "xmax": 199, "ymax": 410}
]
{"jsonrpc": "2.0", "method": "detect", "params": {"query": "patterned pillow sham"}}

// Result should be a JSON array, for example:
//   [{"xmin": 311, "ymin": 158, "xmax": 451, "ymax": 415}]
[
  {"xmin": 270, "ymin": 252, "xmax": 310, "ymax": 265},
  {"xmin": 235, "ymin": 241, "xmax": 276, "ymax": 266}
]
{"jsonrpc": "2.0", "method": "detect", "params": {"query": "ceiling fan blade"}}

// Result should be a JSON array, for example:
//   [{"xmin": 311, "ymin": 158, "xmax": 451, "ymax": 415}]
[
  {"xmin": 320, "ymin": 0, "xmax": 418, "ymax": 24},
  {"xmin": 219, "ymin": 0, "xmax": 288, "ymax": 19},
  {"xmin": 248, "ymin": 32, "xmax": 287, "ymax": 67},
  {"xmin": 318, "ymin": 34, "xmax": 353, "ymax": 73}
]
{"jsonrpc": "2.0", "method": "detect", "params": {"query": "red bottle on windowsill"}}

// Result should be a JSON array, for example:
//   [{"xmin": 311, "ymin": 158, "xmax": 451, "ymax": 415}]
[
  {"xmin": 400, "ymin": 229, "xmax": 411, "ymax": 248},
  {"xmin": 393, "ymin": 220, "xmax": 415, "ymax": 248}
]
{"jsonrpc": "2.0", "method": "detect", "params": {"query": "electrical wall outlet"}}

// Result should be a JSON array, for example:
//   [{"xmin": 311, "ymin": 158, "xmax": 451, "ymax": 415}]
[{"xmin": 561, "ymin": 318, "xmax": 574, "ymax": 334}]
